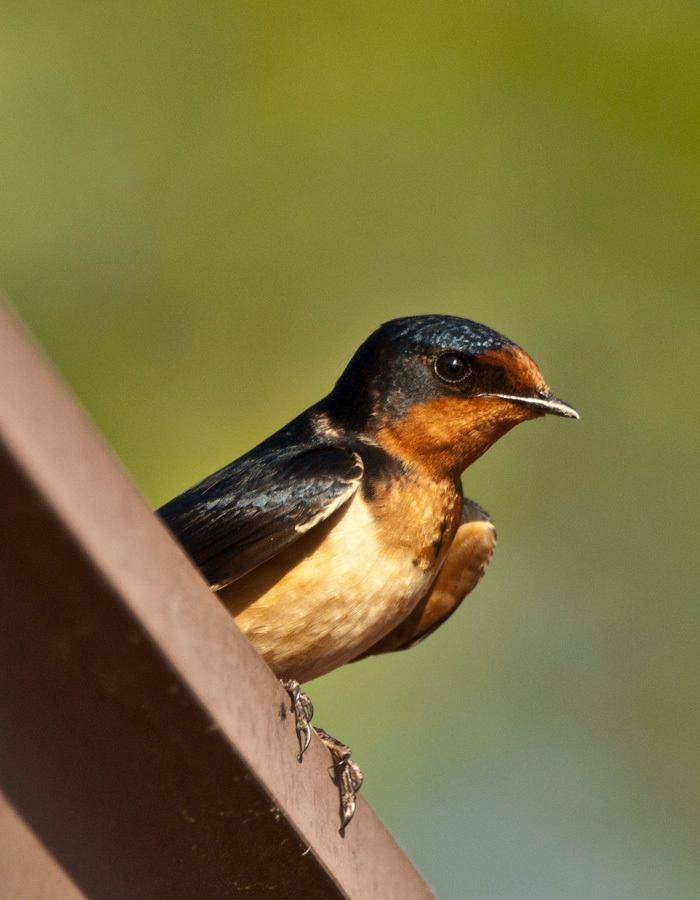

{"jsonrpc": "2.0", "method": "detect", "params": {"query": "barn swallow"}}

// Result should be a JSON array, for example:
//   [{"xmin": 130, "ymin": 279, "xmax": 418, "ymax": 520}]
[{"xmin": 158, "ymin": 314, "xmax": 578, "ymax": 828}]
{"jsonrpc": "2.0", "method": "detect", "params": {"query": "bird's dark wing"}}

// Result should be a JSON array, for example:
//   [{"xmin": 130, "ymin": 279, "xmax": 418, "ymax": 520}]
[
  {"xmin": 355, "ymin": 499, "xmax": 496, "ymax": 658},
  {"xmin": 158, "ymin": 443, "xmax": 364, "ymax": 590}
]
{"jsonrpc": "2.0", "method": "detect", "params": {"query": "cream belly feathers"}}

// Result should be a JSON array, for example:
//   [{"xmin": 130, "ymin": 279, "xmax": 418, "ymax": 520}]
[{"xmin": 218, "ymin": 475, "xmax": 462, "ymax": 681}]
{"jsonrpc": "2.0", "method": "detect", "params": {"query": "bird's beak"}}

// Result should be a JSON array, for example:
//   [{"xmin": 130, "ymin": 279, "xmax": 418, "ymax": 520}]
[{"xmin": 492, "ymin": 390, "xmax": 580, "ymax": 419}]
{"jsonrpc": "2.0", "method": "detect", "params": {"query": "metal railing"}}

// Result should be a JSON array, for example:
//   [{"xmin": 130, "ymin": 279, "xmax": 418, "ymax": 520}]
[{"xmin": 0, "ymin": 301, "xmax": 434, "ymax": 900}]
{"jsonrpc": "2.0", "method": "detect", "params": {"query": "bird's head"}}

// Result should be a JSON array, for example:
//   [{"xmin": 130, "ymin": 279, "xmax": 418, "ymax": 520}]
[{"xmin": 329, "ymin": 314, "xmax": 578, "ymax": 476}]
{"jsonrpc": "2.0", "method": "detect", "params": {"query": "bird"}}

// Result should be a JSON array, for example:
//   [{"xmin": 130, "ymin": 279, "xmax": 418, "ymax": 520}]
[{"xmin": 157, "ymin": 314, "xmax": 578, "ymax": 828}]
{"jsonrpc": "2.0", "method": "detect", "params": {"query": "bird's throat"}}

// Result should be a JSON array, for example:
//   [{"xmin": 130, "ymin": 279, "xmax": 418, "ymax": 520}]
[{"xmin": 374, "ymin": 395, "xmax": 538, "ymax": 477}]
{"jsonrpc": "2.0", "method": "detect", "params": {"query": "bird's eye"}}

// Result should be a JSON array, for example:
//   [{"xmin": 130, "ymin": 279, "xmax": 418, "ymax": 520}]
[{"xmin": 433, "ymin": 352, "xmax": 471, "ymax": 384}]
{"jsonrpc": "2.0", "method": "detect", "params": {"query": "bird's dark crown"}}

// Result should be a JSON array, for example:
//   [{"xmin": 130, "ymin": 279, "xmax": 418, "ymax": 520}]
[
  {"xmin": 328, "ymin": 314, "xmax": 523, "ymax": 426},
  {"xmin": 367, "ymin": 314, "xmax": 513, "ymax": 356}
]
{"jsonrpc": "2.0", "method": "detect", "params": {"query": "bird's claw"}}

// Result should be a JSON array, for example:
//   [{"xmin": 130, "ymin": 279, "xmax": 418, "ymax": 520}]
[
  {"xmin": 315, "ymin": 727, "xmax": 364, "ymax": 832},
  {"xmin": 281, "ymin": 683, "xmax": 363, "ymax": 830},
  {"xmin": 281, "ymin": 679, "xmax": 314, "ymax": 761}
]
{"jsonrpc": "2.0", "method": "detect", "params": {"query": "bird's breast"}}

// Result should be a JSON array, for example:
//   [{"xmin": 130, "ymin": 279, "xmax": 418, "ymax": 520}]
[{"xmin": 218, "ymin": 475, "xmax": 462, "ymax": 681}]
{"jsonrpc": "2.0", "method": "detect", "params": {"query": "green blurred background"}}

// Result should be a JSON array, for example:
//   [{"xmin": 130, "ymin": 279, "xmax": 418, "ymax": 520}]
[{"xmin": 2, "ymin": 3, "xmax": 698, "ymax": 897}]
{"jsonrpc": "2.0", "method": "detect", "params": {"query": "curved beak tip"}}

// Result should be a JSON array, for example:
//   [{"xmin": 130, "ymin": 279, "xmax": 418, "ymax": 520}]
[{"xmin": 539, "ymin": 392, "xmax": 580, "ymax": 420}]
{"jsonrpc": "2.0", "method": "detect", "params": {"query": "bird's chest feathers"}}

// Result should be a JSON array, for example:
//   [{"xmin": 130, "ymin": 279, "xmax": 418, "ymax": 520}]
[
  {"xmin": 224, "ymin": 474, "xmax": 461, "ymax": 679},
  {"xmin": 371, "ymin": 475, "xmax": 462, "ymax": 574},
  {"xmin": 306, "ymin": 477, "xmax": 459, "ymax": 611}
]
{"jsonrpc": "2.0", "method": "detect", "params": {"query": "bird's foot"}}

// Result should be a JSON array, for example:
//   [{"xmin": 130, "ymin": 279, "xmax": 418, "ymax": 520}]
[
  {"xmin": 281, "ymin": 681, "xmax": 363, "ymax": 830},
  {"xmin": 315, "ymin": 727, "xmax": 364, "ymax": 832},
  {"xmin": 281, "ymin": 679, "xmax": 314, "ymax": 761}
]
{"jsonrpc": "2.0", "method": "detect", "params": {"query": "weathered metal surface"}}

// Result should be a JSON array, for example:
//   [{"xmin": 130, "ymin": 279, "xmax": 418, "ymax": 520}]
[{"xmin": 0, "ymin": 302, "xmax": 434, "ymax": 899}]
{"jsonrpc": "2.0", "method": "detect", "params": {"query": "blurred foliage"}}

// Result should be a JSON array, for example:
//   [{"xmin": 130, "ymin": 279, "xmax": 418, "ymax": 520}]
[{"xmin": 1, "ymin": 3, "xmax": 698, "ymax": 897}]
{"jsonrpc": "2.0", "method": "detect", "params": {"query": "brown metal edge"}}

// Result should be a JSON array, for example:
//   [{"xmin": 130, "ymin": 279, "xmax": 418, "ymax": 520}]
[{"xmin": 0, "ymin": 299, "xmax": 435, "ymax": 899}]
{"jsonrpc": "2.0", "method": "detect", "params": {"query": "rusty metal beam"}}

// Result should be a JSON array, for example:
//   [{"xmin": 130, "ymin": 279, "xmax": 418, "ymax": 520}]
[
  {"xmin": 0, "ymin": 302, "xmax": 434, "ymax": 899},
  {"xmin": 0, "ymin": 791, "xmax": 86, "ymax": 900}
]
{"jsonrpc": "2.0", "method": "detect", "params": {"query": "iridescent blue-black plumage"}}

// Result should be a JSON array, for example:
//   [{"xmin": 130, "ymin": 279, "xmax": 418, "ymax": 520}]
[
  {"xmin": 158, "ymin": 420, "xmax": 362, "ymax": 589},
  {"xmin": 328, "ymin": 314, "xmax": 515, "ymax": 428},
  {"xmin": 363, "ymin": 314, "xmax": 512, "ymax": 355}
]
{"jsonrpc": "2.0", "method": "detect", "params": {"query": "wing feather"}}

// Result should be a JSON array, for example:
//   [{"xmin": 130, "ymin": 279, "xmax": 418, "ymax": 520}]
[{"xmin": 158, "ymin": 443, "xmax": 363, "ymax": 589}]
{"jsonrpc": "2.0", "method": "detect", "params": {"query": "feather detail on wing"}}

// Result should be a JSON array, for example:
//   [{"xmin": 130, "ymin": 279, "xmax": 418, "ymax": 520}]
[{"xmin": 158, "ymin": 444, "xmax": 364, "ymax": 590}]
